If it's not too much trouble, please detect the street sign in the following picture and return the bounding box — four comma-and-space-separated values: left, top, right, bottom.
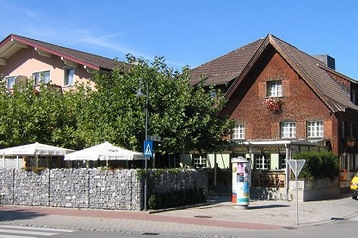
149, 135, 161, 142
287, 159, 306, 225
143, 140, 153, 157
287, 159, 306, 176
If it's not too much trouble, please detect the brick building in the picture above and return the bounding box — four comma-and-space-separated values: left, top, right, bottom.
189, 34, 358, 190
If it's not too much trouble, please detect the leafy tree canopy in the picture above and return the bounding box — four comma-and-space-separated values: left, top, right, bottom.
0, 55, 234, 156
77, 55, 234, 154
0, 79, 81, 149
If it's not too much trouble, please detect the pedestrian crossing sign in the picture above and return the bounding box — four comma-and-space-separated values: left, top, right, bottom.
144, 140, 153, 157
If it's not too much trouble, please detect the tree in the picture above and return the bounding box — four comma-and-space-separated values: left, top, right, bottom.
0, 56, 234, 156
77, 55, 234, 154
0, 79, 81, 148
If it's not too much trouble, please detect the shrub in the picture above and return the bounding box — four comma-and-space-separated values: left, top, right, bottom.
293, 151, 338, 180
147, 188, 206, 210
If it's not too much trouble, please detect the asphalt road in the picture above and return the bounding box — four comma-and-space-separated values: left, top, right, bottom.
0, 195, 357, 237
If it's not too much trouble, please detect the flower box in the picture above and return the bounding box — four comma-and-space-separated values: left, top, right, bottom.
264, 97, 283, 113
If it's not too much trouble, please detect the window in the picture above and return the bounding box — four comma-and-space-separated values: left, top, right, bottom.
351, 89, 358, 105
64, 67, 75, 86
341, 121, 347, 138
232, 123, 245, 140
281, 122, 296, 138
32, 70, 50, 85
193, 155, 207, 168
279, 154, 286, 169
307, 121, 324, 138
5, 76, 16, 89
4, 75, 27, 89
267, 80, 282, 97
254, 155, 270, 170
168, 154, 180, 168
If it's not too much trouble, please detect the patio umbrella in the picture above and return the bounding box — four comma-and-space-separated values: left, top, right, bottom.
64, 141, 145, 161
0, 142, 74, 168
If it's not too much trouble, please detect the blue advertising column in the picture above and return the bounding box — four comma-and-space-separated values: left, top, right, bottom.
232, 156, 251, 209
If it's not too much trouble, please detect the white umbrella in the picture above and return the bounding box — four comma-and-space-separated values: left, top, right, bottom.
64, 141, 145, 161
0, 142, 74, 156
0, 142, 74, 168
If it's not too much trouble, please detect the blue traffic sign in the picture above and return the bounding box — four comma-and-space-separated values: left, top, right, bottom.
144, 140, 153, 157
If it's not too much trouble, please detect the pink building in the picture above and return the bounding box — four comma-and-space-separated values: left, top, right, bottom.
0, 34, 128, 90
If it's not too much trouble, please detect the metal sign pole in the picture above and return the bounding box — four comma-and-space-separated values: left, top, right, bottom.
295, 159, 299, 225
287, 159, 306, 226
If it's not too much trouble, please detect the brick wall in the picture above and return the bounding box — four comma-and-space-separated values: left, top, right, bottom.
224, 50, 333, 140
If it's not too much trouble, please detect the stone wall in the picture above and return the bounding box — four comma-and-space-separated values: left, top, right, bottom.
0, 168, 207, 211
289, 178, 340, 201
250, 178, 340, 202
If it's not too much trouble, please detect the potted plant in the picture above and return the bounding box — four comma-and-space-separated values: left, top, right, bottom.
264, 97, 283, 113
345, 137, 356, 147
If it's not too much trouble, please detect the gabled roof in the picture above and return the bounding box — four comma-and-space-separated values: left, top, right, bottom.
0, 34, 129, 71
189, 34, 358, 113
189, 38, 264, 86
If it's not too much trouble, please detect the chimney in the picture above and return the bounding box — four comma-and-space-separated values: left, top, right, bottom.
314, 54, 335, 70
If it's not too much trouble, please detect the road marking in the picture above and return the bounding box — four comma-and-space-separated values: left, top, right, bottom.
0, 225, 75, 237
0, 229, 56, 236
0, 234, 37, 238
0, 225, 74, 233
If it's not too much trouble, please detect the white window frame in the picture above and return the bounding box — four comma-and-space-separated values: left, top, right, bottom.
64, 67, 75, 86
232, 123, 245, 140
254, 155, 270, 170
193, 155, 207, 168
281, 122, 296, 138
307, 121, 324, 138
32, 70, 51, 85
267, 80, 283, 97
5, 76, 16, 89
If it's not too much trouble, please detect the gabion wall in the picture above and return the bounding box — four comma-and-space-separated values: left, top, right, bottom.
0, 168, 207, 211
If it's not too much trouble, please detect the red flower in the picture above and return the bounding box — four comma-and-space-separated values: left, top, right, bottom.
264, 97, 283, 113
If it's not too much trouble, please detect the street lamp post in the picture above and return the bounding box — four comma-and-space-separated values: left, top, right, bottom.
136, 82, 149, 210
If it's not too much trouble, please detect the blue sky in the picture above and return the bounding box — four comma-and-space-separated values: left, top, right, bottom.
1, 0, 358, 79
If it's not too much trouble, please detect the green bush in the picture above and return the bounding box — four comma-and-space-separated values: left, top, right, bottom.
293, 151, 338, 180
147, 188, 206, 210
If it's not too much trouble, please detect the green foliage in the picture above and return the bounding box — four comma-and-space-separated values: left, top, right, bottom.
0, 79, 83, 149
148, 188, 206, 210
77, 55, 234, 153
136, 169, 146, 180
293, 151, 339, 180
0, 55, 233, 155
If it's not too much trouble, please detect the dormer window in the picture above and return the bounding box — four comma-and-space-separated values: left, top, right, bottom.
267, 80, 282, 97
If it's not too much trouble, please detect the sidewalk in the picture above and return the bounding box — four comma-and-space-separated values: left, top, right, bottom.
0, 195, 357, 233
156, 195, 358, 228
